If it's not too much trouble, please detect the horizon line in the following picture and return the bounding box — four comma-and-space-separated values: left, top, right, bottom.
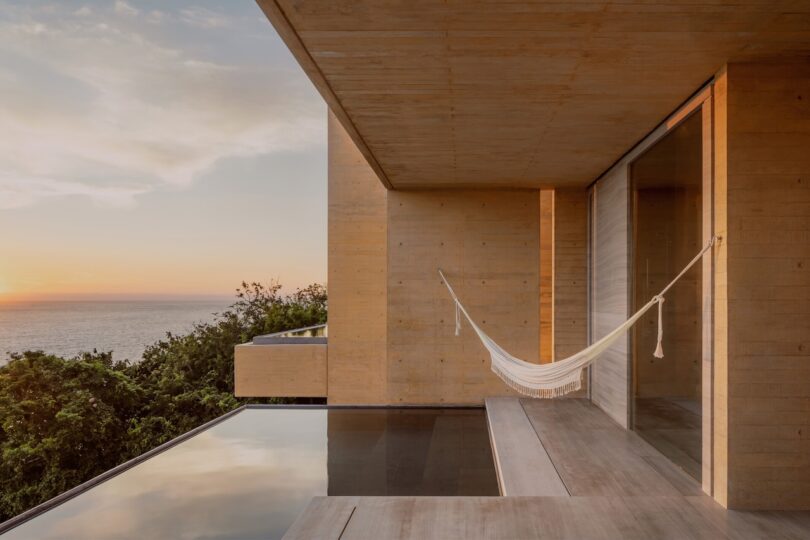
0, 292, 238, 303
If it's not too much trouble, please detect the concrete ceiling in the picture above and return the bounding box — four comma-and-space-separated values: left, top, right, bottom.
258, 1, 810, 190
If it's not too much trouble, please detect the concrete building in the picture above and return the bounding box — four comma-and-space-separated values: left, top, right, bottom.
5, 3, 810, 538
234, 0, 810, 515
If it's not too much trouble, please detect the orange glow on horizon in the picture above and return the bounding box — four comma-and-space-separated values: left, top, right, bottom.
0, 249, 324, 303
0, 244, 325, 302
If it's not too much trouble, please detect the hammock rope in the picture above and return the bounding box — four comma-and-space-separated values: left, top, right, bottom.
439, 236, 716, 398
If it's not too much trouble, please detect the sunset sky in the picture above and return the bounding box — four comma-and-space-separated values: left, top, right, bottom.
0, 0, 327, 301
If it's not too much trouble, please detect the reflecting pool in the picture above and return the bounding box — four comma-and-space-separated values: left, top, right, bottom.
3, 407, 497, 540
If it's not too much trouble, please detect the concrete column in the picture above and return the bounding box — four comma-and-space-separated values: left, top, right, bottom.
712, 62, 810, 510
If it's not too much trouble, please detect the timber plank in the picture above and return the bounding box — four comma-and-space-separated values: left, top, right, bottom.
282, 496, 358, 540
521, 398, 698, 497
287, 496, 810, 539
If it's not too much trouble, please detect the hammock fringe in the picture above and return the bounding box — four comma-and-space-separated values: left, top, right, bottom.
491, 363, 583, 399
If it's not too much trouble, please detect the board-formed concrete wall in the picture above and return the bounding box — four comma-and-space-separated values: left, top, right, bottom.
554, 189, 589, 395
327, 111, 388, 404
325, 115, 587, 406
386, 190, 541, 404
590, 167, 631, 427
234, 343, 327, 397
328, 112, 545, 405
714, 62, 810, 510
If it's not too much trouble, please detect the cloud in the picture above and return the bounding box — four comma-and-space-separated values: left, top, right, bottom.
113, 0, 138, 17
145, 9, 166, 24
179, 7, 230, 29
0, 2, 325, 210
0, 176, 149, 209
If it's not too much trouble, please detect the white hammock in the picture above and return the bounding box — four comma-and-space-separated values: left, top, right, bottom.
439, 237, 715, 398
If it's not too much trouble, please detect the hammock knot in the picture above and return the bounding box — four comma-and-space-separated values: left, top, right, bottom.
654, 295, 665, 359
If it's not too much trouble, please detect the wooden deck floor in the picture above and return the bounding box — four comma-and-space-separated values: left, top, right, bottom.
283, 399, 810, 539
514, 397, 702, 497
634, 397, 702, 481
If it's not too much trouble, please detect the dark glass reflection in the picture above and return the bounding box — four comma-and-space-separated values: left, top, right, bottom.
328, 409, 498, 496
3, 408, 497, 540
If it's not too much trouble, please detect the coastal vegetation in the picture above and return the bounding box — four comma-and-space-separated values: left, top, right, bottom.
0, 282, 327, 522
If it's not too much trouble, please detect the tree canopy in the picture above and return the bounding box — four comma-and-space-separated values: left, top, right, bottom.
0, 282, 327, 522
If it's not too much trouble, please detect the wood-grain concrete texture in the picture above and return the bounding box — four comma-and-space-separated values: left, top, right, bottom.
713, 62, 810, 510
387, 189, 541, 404
233, 343, 327, 397
540, 190, 555, 363
553, 189, 589, 396
712, 68, 731, 507
553, 189, 588, 363
327, 116, 569, 405
259, 0, 810, 190
327, 111, 388, 404
591, 167, 631, 427
284, 399, 810, 539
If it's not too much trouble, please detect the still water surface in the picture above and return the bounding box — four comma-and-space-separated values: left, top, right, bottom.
3, 408, 498, 540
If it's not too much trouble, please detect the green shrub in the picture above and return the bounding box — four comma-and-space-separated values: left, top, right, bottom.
0, 282, 326, 521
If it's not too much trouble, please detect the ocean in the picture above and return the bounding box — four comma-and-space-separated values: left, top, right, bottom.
0, 300, 232, 364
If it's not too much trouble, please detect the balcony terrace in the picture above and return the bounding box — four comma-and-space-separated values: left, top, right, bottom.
287, 399, 810, 539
